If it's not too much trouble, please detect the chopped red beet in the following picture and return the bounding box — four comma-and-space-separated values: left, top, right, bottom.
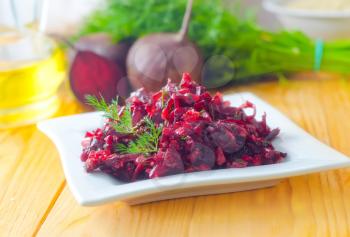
81, 73, 286, 182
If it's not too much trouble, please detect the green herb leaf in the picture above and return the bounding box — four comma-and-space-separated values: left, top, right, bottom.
116, 117, 162, 155
85, 95, 134, 134
112, 105, 134, 134
85, 94, 119, 120
85, 94, 108, 111
86, 95, 163, 155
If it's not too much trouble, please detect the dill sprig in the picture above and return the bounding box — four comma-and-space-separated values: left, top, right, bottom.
117, 117, 163, 155
85, 95, 163, 155
85, 94, 134, 133
85, 95, 119, 120
112, 105, 134, 134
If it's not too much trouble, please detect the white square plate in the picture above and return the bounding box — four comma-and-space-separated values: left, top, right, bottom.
38, 93, 350, 206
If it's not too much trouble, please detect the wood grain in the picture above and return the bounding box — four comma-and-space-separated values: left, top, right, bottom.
0, 83, 83, 236
2, 73, 350, 237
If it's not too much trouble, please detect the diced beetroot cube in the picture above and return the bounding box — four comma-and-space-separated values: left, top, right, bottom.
230, 160, 248, 168
187, 143, 215, 170
207, 122, 247, 153
150, 148, 184, 178
215, 147, 226, 166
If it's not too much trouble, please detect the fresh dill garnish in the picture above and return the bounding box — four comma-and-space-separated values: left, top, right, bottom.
116, 117, 163, 155
85, 95, 119, 120
85, 94, 163, 155
85, 94, 135, 133
111, 105, 134, 134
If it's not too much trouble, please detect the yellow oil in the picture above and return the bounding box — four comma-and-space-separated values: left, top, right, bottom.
0, 46, 66, 128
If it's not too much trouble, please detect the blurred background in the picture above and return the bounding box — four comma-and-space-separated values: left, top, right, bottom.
2, 0, 350, 128
0, 0, 280, 35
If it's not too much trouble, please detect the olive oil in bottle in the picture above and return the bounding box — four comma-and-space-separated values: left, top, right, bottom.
0, 30, 66, 128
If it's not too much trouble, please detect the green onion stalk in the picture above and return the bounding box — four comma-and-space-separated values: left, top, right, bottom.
79, 0, 350, 88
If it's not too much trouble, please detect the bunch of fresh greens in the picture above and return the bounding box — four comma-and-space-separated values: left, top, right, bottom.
80, 0, 350, 87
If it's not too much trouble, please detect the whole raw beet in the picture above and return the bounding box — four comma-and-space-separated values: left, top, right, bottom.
127, 33, 203, 92
126, 0, 203, 92
69, 33, 133, 104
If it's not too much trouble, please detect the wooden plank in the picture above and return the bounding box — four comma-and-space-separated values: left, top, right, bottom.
0, 85, 83, 236
36, 187, 196, 237
36, 74, 350, 237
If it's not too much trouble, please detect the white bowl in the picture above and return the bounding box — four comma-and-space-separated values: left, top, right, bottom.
263, 0, 350, 40
37, 92, 350, 206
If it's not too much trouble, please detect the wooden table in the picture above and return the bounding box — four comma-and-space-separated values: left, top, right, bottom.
1, 73, 350, 237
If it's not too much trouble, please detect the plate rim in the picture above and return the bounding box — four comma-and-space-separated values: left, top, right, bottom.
37, 92, 350, 206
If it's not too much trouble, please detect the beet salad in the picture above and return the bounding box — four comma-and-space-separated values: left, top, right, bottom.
81, 73, 286, 182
